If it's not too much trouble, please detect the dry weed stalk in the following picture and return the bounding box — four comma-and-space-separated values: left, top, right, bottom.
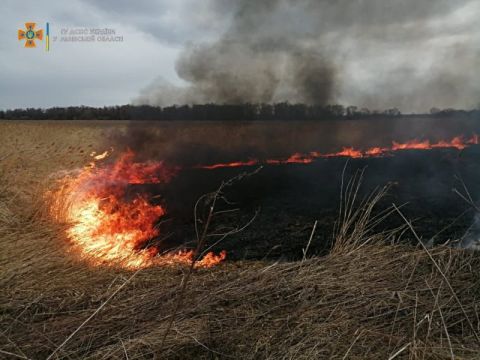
333, 166, 404, 254
159, 168, 261, 352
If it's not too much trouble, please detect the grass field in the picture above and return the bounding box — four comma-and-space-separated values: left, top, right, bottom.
2, 121, 480, 359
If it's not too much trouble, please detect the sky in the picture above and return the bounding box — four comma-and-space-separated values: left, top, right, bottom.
0, 0, 226, 109
1, 0, 479, 112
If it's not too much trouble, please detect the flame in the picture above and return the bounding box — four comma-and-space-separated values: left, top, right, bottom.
48, 134, 479, 269
202, 159, 259, 170
168, 250, 227, 268
50, 149, 226, 269
199, 134, 479, 169
90, 149, 111, 160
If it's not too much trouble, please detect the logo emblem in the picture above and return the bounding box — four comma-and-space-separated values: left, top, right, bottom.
18, 23, 43, 48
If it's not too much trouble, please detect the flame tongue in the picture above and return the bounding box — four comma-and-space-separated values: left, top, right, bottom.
54, 150, 226, 269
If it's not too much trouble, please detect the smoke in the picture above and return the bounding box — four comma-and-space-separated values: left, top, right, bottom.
135, 0, 339, 106
133, 0, 479, 112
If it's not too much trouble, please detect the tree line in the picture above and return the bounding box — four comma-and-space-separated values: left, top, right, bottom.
0, 103, 478, 121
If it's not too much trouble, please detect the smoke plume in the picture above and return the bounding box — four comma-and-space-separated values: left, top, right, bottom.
134, 0, 479, 112
136, 0, 339, 106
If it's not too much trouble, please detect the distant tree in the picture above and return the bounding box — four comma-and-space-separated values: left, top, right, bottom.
383, 108, 401, 117
359, 108, 371, 116
258, 104, 274, 121
325, 104, 345, 117
346, 106, 357, 117
2, 103, 456, 121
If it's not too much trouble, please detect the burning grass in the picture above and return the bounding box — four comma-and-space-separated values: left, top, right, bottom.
2, 122, 480, 359
46, 149, 228, 270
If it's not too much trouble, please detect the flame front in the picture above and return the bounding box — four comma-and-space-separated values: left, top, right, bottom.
199, 134, 479, 169
48, 134, 478, 269
50, 150, 226, 269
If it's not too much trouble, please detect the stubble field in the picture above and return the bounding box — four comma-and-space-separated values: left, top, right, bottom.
2, 121, 480, 359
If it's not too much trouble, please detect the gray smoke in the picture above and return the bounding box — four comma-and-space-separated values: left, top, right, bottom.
134, 0, 480, 112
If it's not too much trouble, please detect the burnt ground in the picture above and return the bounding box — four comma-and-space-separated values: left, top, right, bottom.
136, 145, 480, 261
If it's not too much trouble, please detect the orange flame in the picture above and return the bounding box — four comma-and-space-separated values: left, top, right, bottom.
199, 134, 479, 169
49, 134, 478, 269
50, 150, 226, 269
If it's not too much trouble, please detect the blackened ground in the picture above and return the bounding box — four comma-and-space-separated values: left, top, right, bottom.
135, 145, 480, 261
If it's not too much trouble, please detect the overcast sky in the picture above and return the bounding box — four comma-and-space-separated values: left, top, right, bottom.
0, 0, 226, 109
1, 0, 479, 112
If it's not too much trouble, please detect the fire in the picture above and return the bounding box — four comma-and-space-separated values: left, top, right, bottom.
168, 250, 227, 268
328, 147, 363, 158
50, 150, 226, 269
199, 134, 479, 169
90, 149, 111, 160
202, 159, 259, 170
48, 133, 478, 269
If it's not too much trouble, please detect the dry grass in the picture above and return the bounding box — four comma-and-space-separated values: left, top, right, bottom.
1, 121, 480, 359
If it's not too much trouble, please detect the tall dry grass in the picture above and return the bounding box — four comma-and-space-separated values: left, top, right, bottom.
1, 122, 480, 359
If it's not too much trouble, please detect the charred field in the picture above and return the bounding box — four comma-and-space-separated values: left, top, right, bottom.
3, 119, 480, 359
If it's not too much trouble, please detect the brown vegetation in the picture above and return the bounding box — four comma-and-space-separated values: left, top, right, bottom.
1, 122, 480, 359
